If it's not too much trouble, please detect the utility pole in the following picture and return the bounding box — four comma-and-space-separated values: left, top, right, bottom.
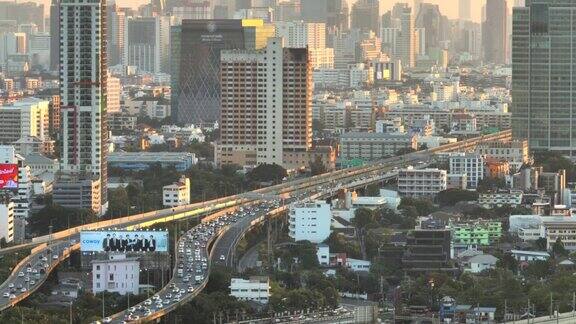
573, 292, 575, 317
504, 299, 507, 323
102, 292, 105, 320
550, 292, 553, 318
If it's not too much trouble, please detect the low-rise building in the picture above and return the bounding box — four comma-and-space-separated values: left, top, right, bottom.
230, 277, 270, 304
346, 258, 371, 272
162, 176, 190, 207
450, 220, 502, 247
449, 153, 484, 189
339, 132, 417, 161
317, 244, 330, 266
542, 216, 576, 251
446, 173, 467, 190
52, 174, 101, 215
466, 254, 498, 273
0, 198, 14, 243
510, 249, 550, 262
475, 140, 529, 170
108, 152, 198, 171
478, 191, 523, 208
397, 167, 447, 198
92, 254, 140, 296
288, 200, 331, 243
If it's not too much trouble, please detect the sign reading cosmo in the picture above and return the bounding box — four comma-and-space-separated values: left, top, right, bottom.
0, 164, 18, 189
80, 230, 169, 253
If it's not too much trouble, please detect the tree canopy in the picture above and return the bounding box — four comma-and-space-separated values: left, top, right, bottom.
246, 164, 287, 183
437, 189, 479, 206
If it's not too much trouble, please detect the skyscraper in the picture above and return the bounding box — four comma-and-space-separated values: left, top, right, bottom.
394, 3, 415, 68
512, 0, 576, 155
59, 0, 108, 211
300, 0, 348, 33
124, 16, 170, 73
459, 0, 471, 21
350, 0, 380, 34
171, 19, 274, 124
483, 0, 508, 64
107, 3, 126, 67
416, 3, 446, 56
216, 37, 312, 169
50, 0, 60, 71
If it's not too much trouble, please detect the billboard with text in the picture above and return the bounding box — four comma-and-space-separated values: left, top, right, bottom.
0, 164, 18, 189
80, 230, 169, 253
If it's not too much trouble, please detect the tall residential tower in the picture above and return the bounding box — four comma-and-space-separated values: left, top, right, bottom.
59, 0, 108, 212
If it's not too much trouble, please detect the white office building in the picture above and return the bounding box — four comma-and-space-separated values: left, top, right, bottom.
230, 277, 271, 304
0, 200, 14, 243
92, 254, 140, 296
478, 191, 523, 208
288, 200, 331, 243
162, 176, 190, 207
397, 167, 447, 198
449, 153, 485, 189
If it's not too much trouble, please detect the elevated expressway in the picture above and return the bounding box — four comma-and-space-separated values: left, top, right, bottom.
0, 130, 511, 313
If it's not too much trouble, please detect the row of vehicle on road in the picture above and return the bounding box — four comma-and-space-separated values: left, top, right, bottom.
104, 201, 281, 323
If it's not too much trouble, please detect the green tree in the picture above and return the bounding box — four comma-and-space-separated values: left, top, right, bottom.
309, 156, 327, 176
437, 189, 479, 206
107, 187, 130, 218
395, 147, 416, 156
246, 164, 287, 183
398, 197, 436, 216
28, 204, 97, 236
552, 238, 569, 258
477, 177, 507, 193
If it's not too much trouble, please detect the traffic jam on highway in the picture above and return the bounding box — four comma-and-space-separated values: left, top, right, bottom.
1, 240, 71, 307
104, 201, 280, 323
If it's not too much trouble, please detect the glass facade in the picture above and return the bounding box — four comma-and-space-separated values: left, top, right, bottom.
170, 19, 274, 125
512, 0, 576, 156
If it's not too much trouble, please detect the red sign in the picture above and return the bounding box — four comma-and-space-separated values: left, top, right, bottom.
0, 164, 18, 189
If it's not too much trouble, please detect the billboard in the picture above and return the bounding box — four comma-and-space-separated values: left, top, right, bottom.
0, 164, 18, 189
80, 231, 169, 253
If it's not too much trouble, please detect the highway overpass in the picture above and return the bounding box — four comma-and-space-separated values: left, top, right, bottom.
0, 130, 511, 314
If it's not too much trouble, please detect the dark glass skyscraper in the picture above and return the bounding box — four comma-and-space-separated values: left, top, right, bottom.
170, 19, 274, 124
512, 0, 576, 155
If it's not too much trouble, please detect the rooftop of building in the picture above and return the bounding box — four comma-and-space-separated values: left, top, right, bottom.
340, 132, 415, 139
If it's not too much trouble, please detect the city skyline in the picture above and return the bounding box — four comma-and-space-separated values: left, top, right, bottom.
25, 0, 521, 23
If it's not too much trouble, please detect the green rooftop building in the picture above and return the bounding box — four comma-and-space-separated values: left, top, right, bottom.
451, 221, 502, 246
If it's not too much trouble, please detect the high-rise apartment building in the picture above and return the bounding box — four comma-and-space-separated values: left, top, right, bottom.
171, 19, 275, 124
59, 0, 108, 211
124, 16, 170, 73
274, 21, 326, 49
394, 3, 415, 68
216, 37, 312, 169
512, 0, 576, 155
483, 0, 508, 64
50, 0, 60, 71
107, 3, 127, 67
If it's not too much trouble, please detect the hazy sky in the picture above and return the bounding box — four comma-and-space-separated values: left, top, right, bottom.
28, 0, 518, 22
